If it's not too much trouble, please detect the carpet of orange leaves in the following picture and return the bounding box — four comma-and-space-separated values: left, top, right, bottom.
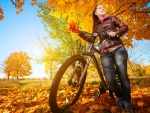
0, 78, 150, 113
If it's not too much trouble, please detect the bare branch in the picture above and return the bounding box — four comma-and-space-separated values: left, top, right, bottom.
115, 10, 126, 16
112, 2, 136, 15
112, 0, 141, 16
131, 9, 150, 13
10, 0, 18, 7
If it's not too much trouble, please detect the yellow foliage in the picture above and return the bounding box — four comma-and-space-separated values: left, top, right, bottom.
45, 0, 150, 46
1, 0, 149, 46
4, 51, 32, 78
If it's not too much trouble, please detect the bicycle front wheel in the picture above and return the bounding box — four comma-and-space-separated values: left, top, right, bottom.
49, 55, 86, 113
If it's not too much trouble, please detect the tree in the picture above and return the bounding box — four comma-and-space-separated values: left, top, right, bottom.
36, 1, 149, 77
42, 46, 62, 78
37, 2, 87, 55
4, 51, 32, 80
44, 0, 150, 76
34, 2, 87, 77
46, 0, 150, 46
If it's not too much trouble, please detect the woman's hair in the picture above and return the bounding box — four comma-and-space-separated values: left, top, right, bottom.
92, 5, 99, 33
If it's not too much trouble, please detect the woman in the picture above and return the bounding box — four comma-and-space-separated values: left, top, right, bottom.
78, 5, 133, 113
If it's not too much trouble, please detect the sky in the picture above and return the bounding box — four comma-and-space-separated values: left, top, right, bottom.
0, 1, 150, 78
0, 0, 50, 78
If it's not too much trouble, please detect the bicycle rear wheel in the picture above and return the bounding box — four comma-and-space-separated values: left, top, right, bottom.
49, 55, 86, 113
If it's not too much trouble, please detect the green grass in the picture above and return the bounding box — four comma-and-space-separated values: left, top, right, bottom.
0, 76, 150, 89
0, 79, 52, 88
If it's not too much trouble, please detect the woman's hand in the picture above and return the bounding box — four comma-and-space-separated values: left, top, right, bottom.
109, 31, 116, 38
68, 21, 79, 33
77, 28, 82, 33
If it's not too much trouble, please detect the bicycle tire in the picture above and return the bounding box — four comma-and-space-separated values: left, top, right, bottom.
49, 55, 86, 113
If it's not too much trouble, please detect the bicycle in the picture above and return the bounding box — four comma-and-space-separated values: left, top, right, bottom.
49, 31, 120, 113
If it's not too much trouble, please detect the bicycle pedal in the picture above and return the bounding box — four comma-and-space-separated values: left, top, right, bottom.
91, 92, 101, 101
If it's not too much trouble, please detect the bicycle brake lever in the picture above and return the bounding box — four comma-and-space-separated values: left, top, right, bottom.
115, 34, 120, 38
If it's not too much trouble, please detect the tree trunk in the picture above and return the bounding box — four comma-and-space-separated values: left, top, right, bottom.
7, 76, 9, 80
128, 60, 136, 76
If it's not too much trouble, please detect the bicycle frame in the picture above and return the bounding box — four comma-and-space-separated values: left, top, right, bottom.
49, 32, 119, 113
67, 32, 116, 101
76, 42, 108, 90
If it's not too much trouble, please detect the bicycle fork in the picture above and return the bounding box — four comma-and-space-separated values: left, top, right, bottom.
67, 55, 92, 87
67, 62, 81, 86
78, 56, 92, 86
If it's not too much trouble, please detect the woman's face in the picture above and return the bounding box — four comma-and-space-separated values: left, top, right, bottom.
94, 5, 106, 17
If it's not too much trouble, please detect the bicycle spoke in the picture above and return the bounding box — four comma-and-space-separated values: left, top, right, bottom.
55, 60, 84, 109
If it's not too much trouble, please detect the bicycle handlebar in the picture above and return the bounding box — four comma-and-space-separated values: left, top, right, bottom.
82, 31, 120, 43
92, 32, 120, 38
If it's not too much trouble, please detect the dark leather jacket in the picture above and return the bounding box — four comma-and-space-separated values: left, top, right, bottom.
78, 15, 128, 50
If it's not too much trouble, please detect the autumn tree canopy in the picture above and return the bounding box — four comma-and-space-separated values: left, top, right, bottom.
35, 1, 150, 76
46, 0, 150, 46
1, 0, 150, 46
1, 0, 150, 76
4, 51, 32, 79
35, 2, 87, 77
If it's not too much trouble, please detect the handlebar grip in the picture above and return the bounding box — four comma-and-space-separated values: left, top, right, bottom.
94, 32, 120, 39
92, 33, 98, 43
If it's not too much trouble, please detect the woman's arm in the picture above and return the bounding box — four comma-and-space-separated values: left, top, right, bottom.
113, 16, 129, 37
78, 30, 93, 43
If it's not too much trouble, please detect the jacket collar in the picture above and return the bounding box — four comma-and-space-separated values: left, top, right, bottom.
98, 14, 111, 23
